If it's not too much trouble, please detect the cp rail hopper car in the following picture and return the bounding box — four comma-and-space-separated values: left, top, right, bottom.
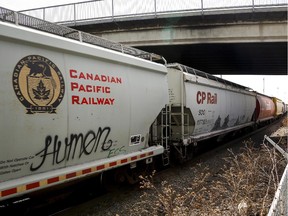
0, 7, 286, 205
151, 64, 256, 162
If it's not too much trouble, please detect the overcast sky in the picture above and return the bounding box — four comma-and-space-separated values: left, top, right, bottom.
1, 0, 287, 103
216, 75, 288, 103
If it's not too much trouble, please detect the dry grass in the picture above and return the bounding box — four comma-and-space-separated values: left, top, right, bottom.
214, 140, 286, 215
282, 116, 288, 127
128, 139, 287, 216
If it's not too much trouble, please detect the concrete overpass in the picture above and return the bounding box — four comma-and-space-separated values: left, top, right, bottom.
20, 1, 288, 75
74, 8, 288, 75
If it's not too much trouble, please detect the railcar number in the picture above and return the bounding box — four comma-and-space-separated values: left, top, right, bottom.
198, 109, 206, 115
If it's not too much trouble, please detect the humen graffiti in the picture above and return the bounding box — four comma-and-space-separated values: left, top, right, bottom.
30, 127, 112, 171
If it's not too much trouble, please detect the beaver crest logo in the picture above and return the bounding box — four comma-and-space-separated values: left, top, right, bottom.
12, 55, 65, 114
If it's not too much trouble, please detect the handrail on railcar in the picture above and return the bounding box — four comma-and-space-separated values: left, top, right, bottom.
167, 63, 253, 91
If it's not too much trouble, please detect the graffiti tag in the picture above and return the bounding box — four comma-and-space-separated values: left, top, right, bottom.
30, 127, 112, 171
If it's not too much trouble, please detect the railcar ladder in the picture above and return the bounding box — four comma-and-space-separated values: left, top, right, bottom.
161, 105, 171, 166
170, 112, 190, 139
169, 109, 190, 160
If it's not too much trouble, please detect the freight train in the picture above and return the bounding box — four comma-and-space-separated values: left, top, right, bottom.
0, 7, 286, 204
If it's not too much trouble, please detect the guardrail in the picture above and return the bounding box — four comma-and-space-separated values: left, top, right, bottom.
268, 164, 288, 215
264, 135, 288, 215
19, 0, 288, 25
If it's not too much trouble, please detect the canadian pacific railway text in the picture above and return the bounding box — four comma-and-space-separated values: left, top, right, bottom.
69, 69, 122, 105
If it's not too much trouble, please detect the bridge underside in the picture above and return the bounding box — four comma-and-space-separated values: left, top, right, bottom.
74, 8, 287, 75
138, 42, 287, 75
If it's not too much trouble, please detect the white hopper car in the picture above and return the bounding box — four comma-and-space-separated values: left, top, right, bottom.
0, 8, 168, 201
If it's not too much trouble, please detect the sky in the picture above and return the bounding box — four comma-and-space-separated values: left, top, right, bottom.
215, 75, 288, 103
1, 0, 287, 103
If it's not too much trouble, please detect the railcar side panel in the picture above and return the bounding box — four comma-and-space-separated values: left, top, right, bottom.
184, 75, 256, 136
167, 67, 256, 142
255, 94, 275, 122
272, 97, 284, 116
283, 102, 287, 113
0, 22, 168, 200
